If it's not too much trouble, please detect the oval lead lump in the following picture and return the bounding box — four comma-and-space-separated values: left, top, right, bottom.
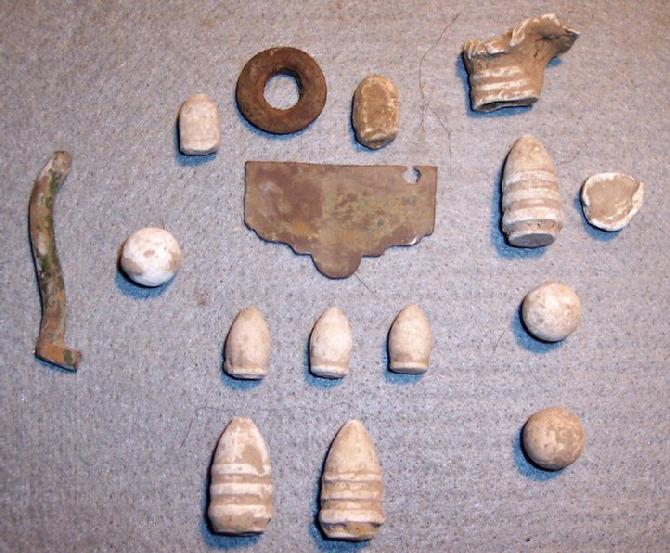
580, 173, 644, 231
207, 417, 274, 534
319, 420, 385, 541
310, 307, 353, 378
178, 93, 220, 155
388, 304, 432, 374
224, 307, 271, 379
352, 75, 400, 150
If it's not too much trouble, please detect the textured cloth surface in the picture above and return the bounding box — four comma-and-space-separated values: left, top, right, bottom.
1, 1, 669, 552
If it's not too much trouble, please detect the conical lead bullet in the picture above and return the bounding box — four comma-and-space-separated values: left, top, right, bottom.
501, 135, 564, 247
207, 417, 274, 535
310, 307, 353, 378
224, 307, 271, 379
319, 420, 385, 541
388, 304, 432, 374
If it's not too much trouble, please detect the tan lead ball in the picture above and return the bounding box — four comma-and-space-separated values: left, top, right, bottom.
522, 407, 586, 470
522, 281, 581, 342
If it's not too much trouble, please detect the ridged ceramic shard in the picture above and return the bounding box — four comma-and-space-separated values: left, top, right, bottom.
120, 227, 182, 287
319, 420, 385, 541
310, 307, 353, 378
463, 13, 579, 112
581, 173, 644, 231
501, 135, 564, 247
522, 407, 586, 470
179, 94, 220, 155
245, 161, 437, 279
224, 308, 271, 379
388, 304, 432, 374
208, 417, 273, 534
522, 282, 581, 342
352, 75, 399, 150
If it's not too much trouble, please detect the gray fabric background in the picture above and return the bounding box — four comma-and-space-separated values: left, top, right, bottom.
1, 1, 669, 552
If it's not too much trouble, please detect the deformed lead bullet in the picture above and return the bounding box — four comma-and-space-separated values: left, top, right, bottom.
319, 420, 385, 541
207, 417, 274, 535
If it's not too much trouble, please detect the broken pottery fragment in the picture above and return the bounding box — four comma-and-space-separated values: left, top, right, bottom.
502, 135, 564, 248
522, 407, 586, 470
208, 417, 273, 534
388, 304, 432, 374
310, 307, 353, 378
352, 75, 399, 150
224, 307, 271, 379
245, 161, 437, 278
463, 13, 579, 112
522, 282, 581, 342
319, 420, 385, 541
581, 173, 644, 231
178, 94, 220, 155
120, 227, 182, 287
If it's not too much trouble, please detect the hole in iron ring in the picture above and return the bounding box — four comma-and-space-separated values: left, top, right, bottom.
263, 70, 301, 110
236, 46, 327, 134
403, 166, 421, 184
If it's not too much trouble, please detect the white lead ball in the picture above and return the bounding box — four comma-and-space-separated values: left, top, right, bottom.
522, 281, 581, 342
120, 227, 182, 287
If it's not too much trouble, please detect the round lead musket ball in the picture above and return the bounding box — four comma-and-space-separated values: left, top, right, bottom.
521, 281, 581, 342
120, 227, 182, 287
522, 407, 586, 470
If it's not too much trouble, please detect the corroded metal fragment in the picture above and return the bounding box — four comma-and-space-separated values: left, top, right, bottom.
245, 161, 437, 278
28, 151, 81, 371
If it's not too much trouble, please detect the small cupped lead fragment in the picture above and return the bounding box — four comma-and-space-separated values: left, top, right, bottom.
309, 307, 353, 379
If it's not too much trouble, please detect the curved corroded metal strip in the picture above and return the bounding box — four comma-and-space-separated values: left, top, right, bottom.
29, 151, 81, 371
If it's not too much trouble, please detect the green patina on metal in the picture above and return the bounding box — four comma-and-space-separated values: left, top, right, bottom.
28, 151, 81, 371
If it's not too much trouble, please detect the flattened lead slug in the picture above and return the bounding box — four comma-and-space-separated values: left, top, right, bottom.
29, 151, 81, 370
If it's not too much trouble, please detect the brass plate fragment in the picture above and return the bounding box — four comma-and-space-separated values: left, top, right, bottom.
245, 161, 437, 278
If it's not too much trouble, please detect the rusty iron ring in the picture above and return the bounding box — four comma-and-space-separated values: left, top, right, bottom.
236, 47, 327, 134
